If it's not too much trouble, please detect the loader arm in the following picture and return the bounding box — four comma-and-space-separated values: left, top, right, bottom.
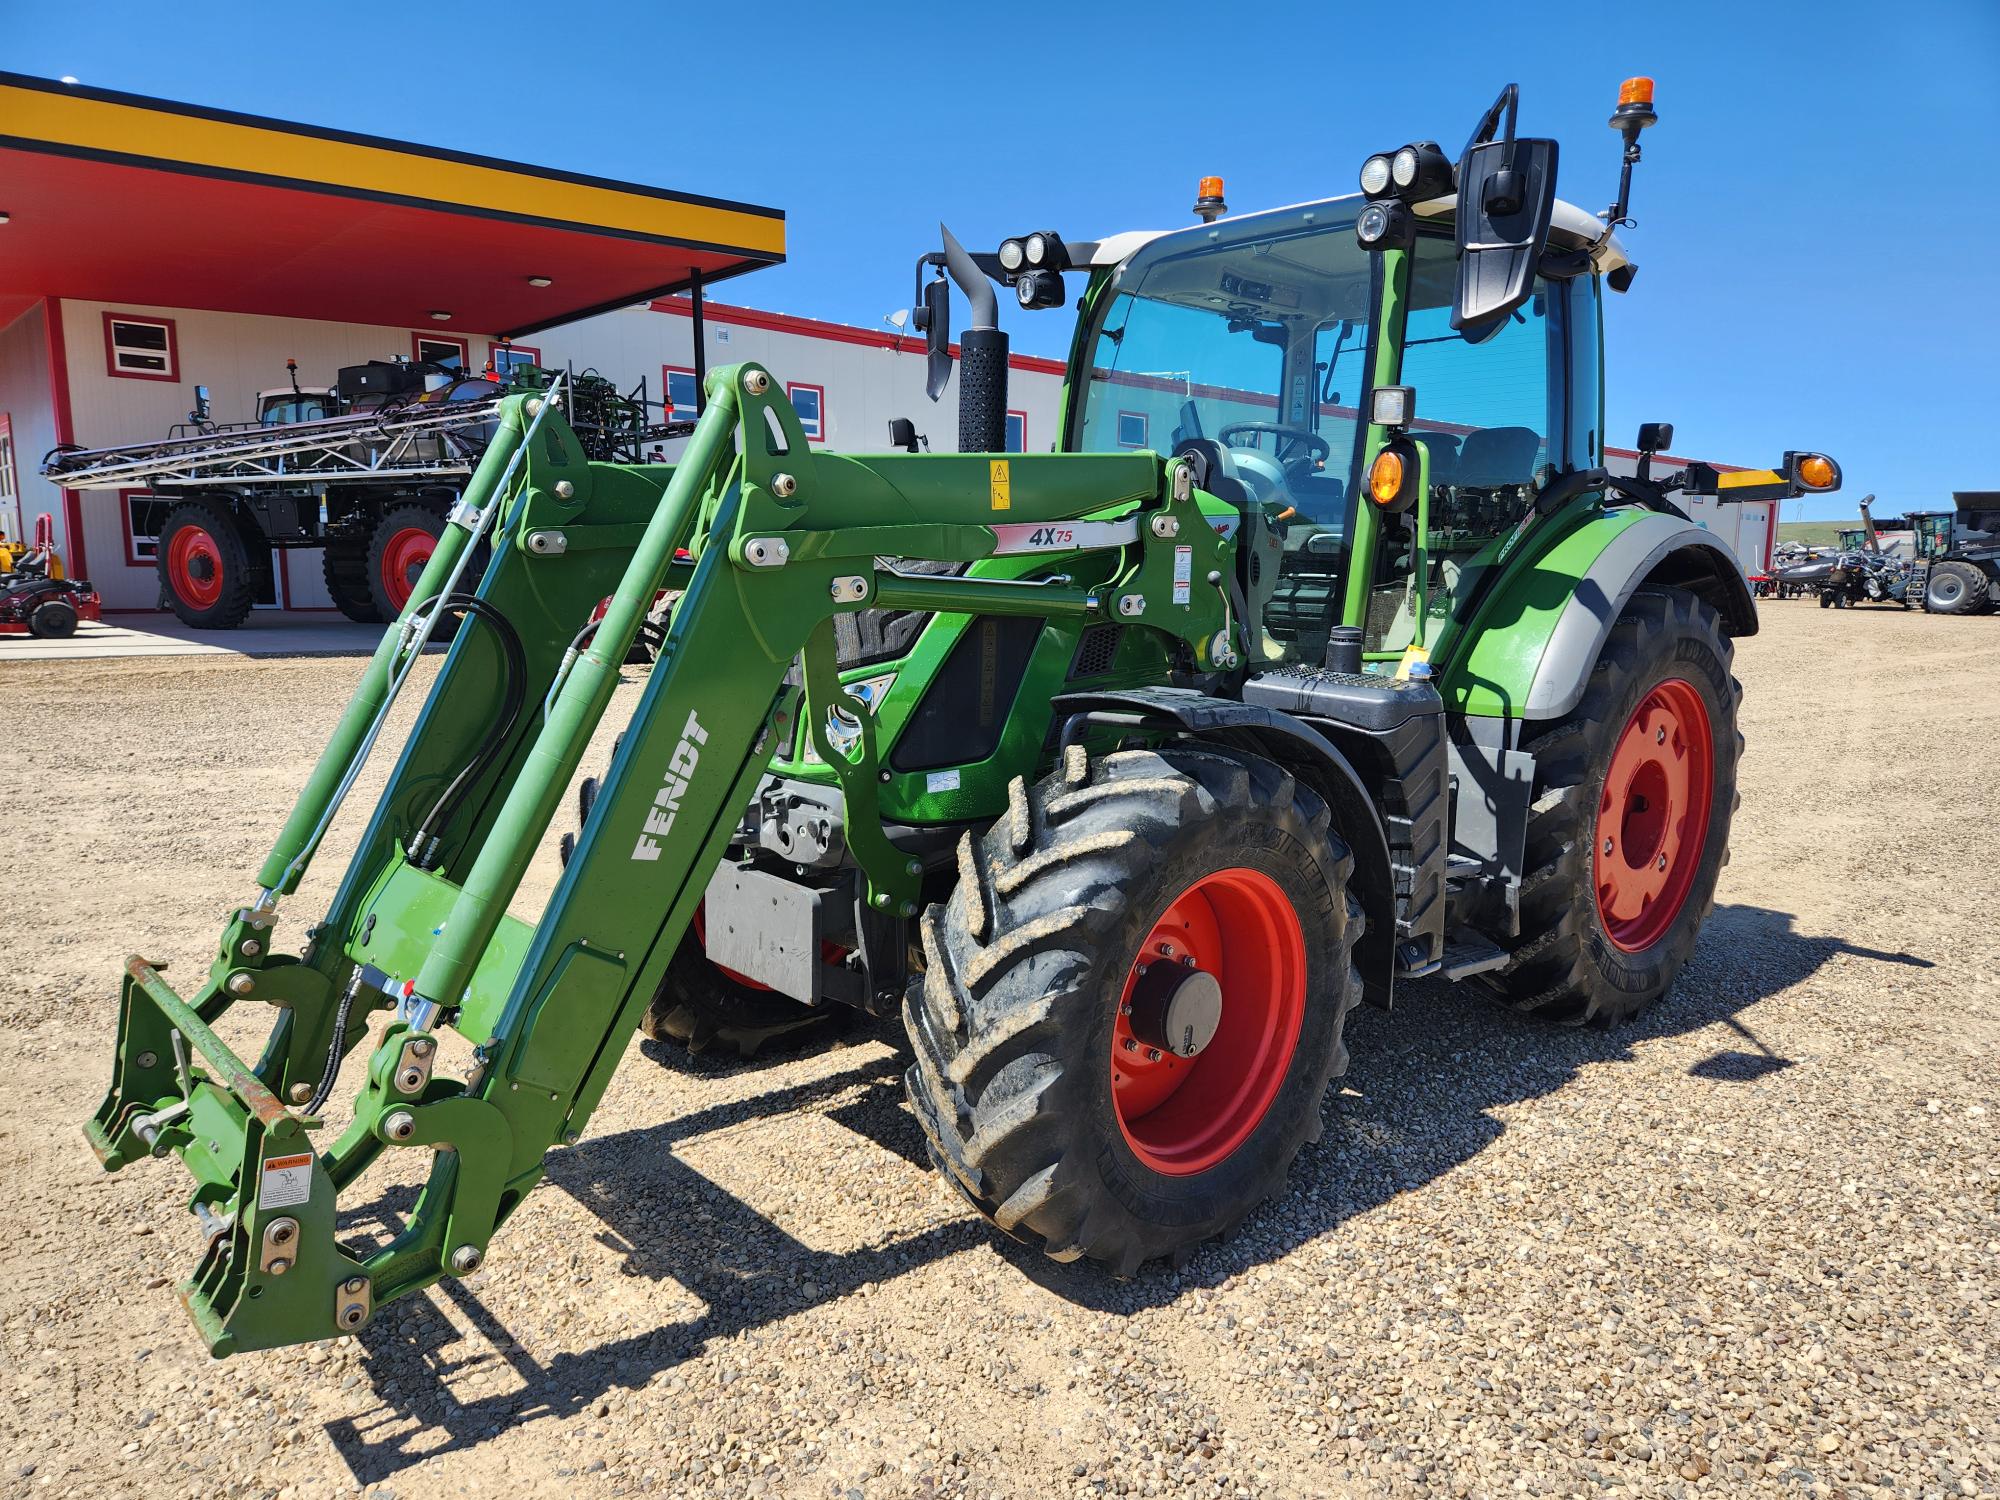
84, 363, 1233, 1356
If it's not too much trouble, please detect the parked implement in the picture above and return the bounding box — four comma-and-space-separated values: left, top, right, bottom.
90, 79, 1840, 1355
42, 360, 683, 628
0, 511, 101, 639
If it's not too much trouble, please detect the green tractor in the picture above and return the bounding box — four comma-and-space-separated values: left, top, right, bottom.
87, 78, 1841, 1355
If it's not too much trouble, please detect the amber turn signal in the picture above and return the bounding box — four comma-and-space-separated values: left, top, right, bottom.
1797, 455, 1836, 490
1369, 450, 1406, 505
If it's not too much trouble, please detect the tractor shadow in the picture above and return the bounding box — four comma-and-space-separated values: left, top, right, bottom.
323, 902, 1925, 1482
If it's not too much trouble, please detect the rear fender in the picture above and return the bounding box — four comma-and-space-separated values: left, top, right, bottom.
1048, 687, 1397, 1006
1447, 511, 1756, 721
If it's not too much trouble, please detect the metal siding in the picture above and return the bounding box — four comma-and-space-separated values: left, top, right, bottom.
0, 304, 62, 547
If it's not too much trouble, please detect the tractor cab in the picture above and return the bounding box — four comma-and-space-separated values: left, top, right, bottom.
1063, 191, 1618, 667
257, 387, 338, 426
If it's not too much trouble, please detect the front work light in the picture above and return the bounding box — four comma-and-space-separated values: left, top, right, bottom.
998, 238, 1026, 273
1370, 385, 1415, 429
1360, 153, 1394, 198
1015, 269, 1067, 311
1355, 199, 1415, 253
1389, 141, 1454, 200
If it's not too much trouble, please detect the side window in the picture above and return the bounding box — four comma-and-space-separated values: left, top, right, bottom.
488, 343, 541, 380
413, 333, 468, 370
786, 382, 824, 441
1398, 284, 1554, 496
664, 365, 700, 420
1005, 410, 1027, 453
1115, 411, 1149, 449
123, 491, 172, 565
105, 313, 178, 381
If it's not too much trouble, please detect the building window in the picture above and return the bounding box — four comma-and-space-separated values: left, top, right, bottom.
486, 342, 541, 380
663, 365, 700, 422
786, 382, 825, 442
104, 313, 179, 382
122, 491, 173, 566
1005, 410, 1028, 453
412, 332, 470, 370
1115, 411, 1149, 449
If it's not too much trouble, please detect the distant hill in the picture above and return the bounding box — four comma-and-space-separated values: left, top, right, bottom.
1778, 519, 1858, 547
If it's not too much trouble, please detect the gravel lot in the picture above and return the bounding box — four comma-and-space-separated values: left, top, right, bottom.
0, 603, 1994, 1500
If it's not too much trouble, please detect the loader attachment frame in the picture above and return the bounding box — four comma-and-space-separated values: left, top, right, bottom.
86, 363, 1233, 1356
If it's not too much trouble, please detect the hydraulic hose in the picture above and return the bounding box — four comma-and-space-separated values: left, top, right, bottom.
406, 593, 528, 870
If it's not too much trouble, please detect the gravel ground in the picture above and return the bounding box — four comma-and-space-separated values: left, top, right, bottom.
0, 602, 1994, 1500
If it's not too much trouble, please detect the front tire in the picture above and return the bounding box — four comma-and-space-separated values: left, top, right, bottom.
366, 504, 447, 621
322, 541, 381, 623
157, 501, 256, 628
904, 743, 1362, 1274
27, 597, 77, 638
1486, 588, 1741, 1025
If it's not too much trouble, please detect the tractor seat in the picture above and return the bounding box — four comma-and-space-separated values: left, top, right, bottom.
1450, 426, 1543, 489
1171, 438, 1253, 508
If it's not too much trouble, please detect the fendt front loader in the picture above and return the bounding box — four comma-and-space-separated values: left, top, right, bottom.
90, 79, 1840, 1355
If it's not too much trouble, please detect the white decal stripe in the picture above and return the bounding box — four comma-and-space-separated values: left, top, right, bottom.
988, 519, 1143, 555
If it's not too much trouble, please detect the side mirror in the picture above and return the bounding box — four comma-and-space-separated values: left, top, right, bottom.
888, 417, 926, 453
1636, 421, 1673, 453
189, 385, 212, 424
1452, 136, 1558, 331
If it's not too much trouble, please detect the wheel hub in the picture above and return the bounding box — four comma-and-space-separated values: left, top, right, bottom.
1127, 961, 1223, 1059
1110, 867, 1306, 1176
1593, 678, 1714, 953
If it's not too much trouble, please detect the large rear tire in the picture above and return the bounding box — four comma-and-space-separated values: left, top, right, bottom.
1924, 561, 1988, 616
1485, 587, 1740, 1025
904, 743, 1362, 1274
157, 500, 256, 629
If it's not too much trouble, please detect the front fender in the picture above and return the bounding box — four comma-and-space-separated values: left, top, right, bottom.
1445, 509, 1756, 721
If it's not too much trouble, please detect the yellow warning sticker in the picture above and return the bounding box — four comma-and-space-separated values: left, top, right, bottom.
989, 458, 1011, 511
1394, 644, 1430, 681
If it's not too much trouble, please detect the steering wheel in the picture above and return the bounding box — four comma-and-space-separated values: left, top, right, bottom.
1218, 422, 1330, 464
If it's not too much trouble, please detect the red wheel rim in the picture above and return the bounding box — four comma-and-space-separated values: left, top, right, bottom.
166, 525, 225, 610
1593, 678, 1714, 953
1110, 867, 1307, 1176
378, 526, 436, 611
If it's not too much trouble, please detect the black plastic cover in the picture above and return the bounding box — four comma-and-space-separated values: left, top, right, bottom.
1240, 666, 1443, 732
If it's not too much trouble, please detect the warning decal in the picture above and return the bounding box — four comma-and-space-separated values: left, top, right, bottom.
1172, 544, 1193, 605
260, 1152, 315, 1210
989, 459, 1011, 511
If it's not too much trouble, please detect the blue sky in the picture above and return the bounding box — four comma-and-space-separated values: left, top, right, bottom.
10, 1, 1997, 519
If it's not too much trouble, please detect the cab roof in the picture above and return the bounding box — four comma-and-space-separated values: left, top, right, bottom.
1090, 192, 1632, 283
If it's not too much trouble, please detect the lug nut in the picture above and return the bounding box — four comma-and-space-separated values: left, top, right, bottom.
1656, 726, 1667, 744
1157, 943, 1175, 957
1123, 1038, 1138, 1052
1603, 838, 1614, 856
1657, 854, 1669, 871
383, 1110, 416, 1142
1146, 1048, 1163, 1062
